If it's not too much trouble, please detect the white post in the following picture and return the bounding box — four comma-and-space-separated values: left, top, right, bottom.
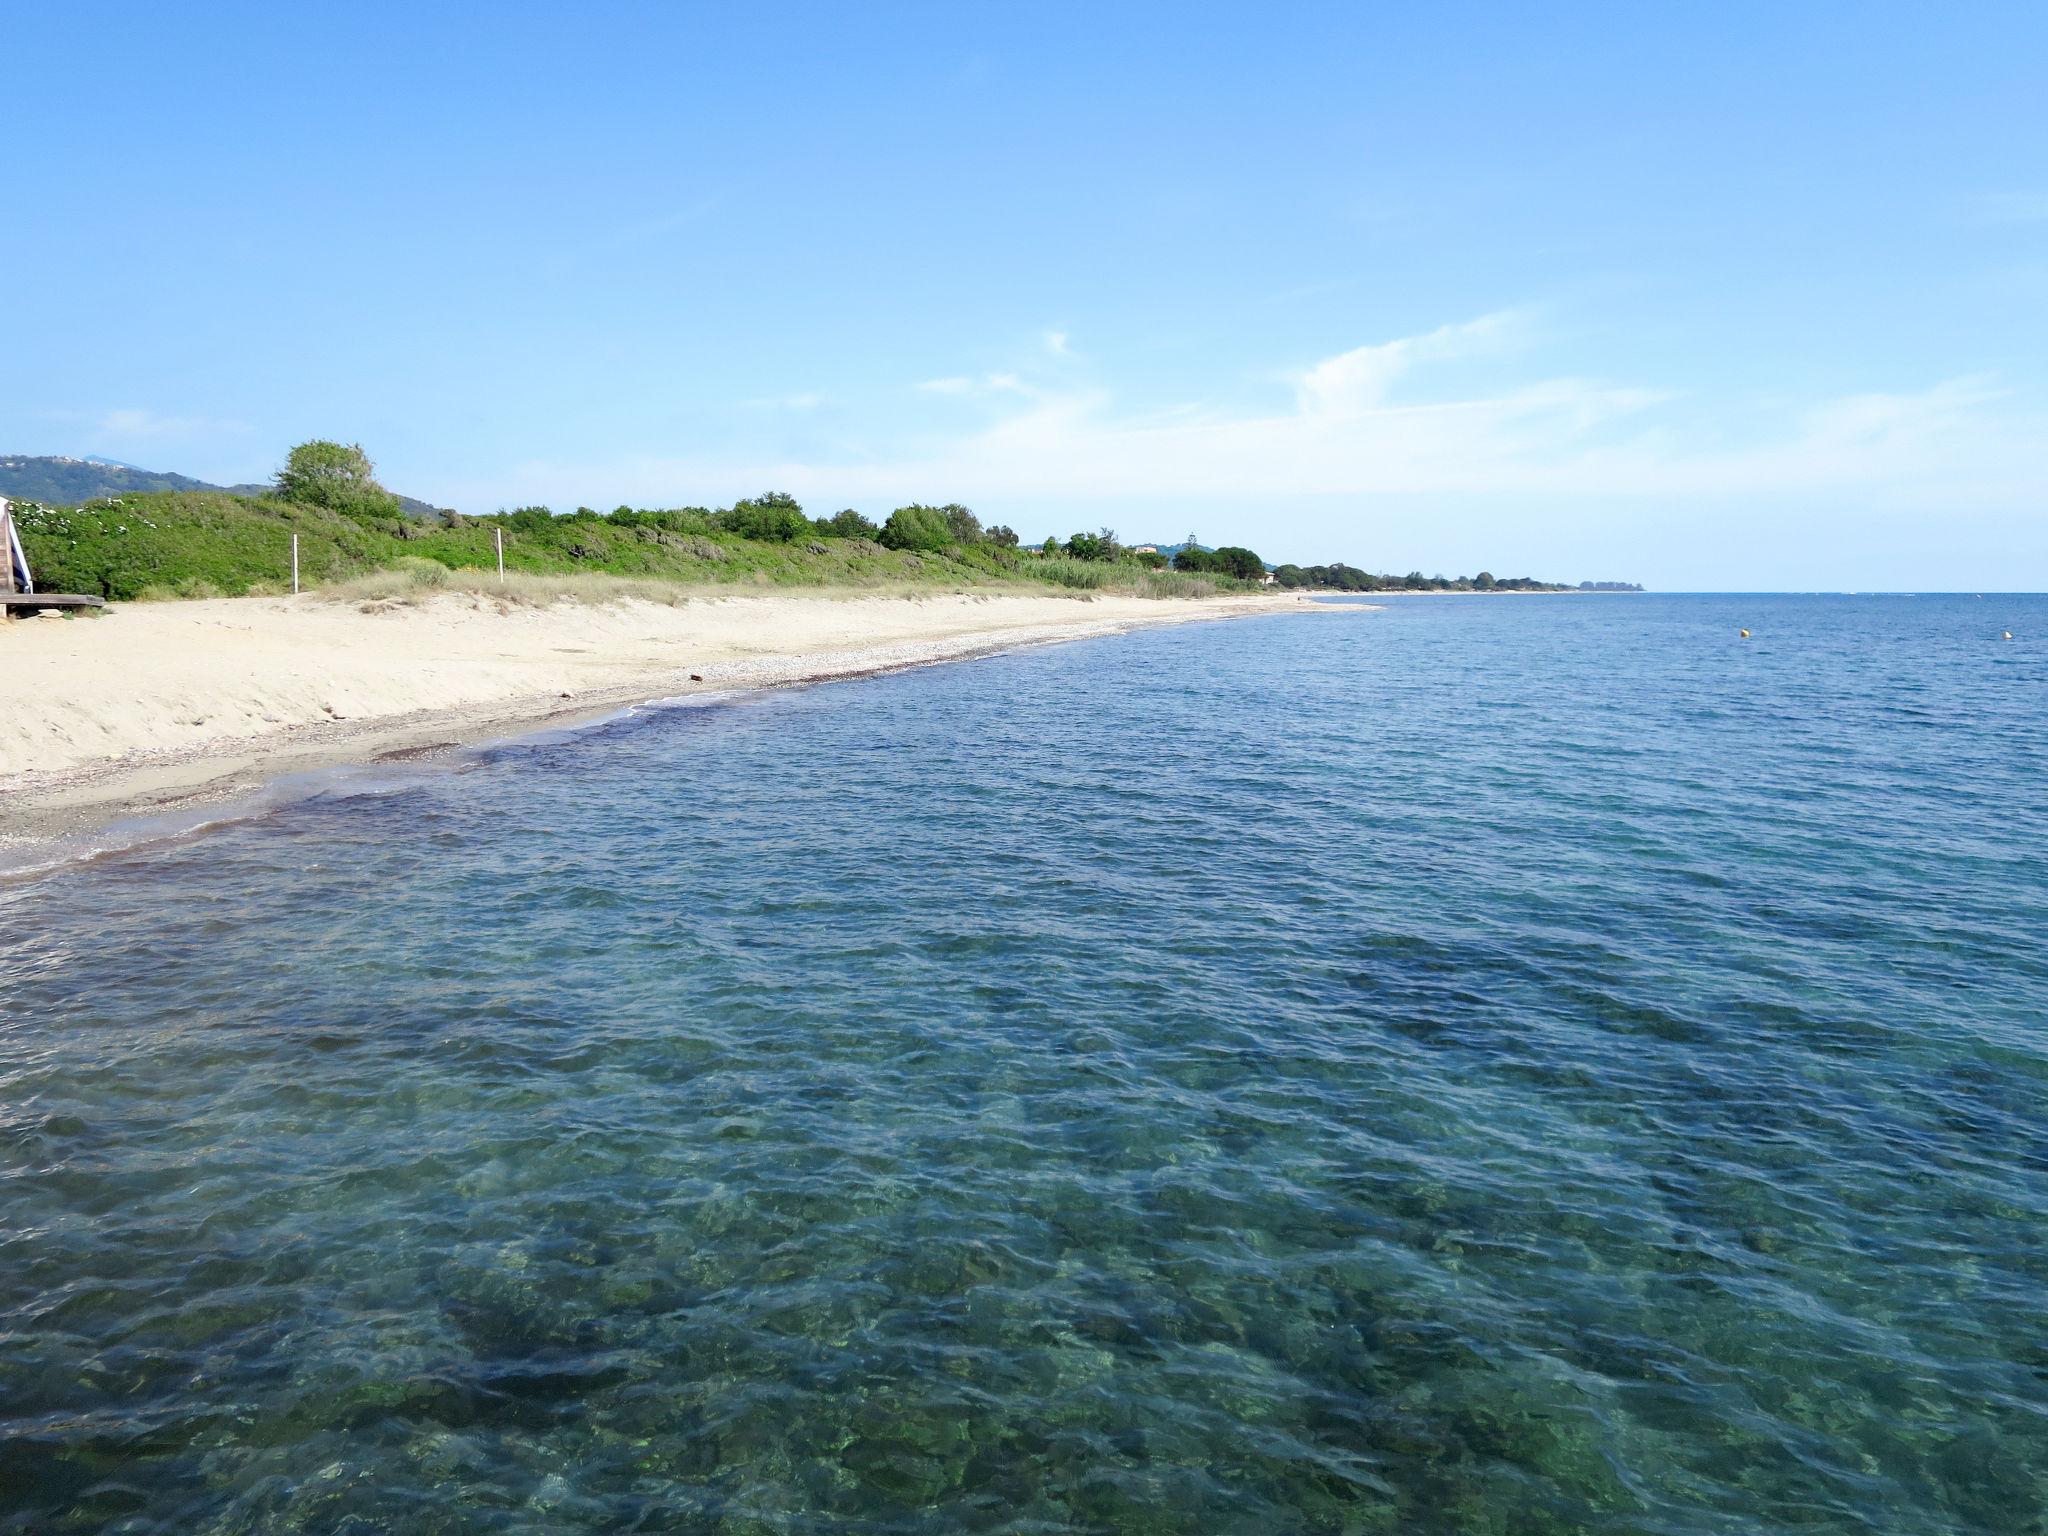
1, 497, 15, 620
495, 527, 505, 581
291, 533, 300, 595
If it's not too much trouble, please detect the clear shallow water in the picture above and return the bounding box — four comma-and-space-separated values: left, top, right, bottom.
3, 593, 2045, 1535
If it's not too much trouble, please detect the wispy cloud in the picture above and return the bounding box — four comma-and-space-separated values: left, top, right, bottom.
918, 372, 1032, 397
448, 313, 2046, 517
1294, 309, 1533, 416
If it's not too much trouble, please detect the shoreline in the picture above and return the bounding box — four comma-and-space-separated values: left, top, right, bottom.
2, 588, 1334, 872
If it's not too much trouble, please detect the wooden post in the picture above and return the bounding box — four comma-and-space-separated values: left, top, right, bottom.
291, 533, 301, 595
495, 526, 505, 581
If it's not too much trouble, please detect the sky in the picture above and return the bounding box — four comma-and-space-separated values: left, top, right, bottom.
4, 2, 2045, 589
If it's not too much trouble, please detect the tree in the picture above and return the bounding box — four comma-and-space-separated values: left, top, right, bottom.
1273, 563, 1307, 588
985, 524, 1020, 547
877, 504, 954, 552
1065, 531, 1107, 561
721, 491, 809, 542
817, 508, 879, 539
273, 440, 401, 518
1175, 544, 1265, 580
1213, 546, 1265, 580
1475, 570, 1496, 591
940, 503, 983, 544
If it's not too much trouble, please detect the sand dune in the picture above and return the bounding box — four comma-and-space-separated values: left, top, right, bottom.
1, 587, 1313, 852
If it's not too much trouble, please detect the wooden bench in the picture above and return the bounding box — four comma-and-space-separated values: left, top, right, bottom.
2, 593, 106, 613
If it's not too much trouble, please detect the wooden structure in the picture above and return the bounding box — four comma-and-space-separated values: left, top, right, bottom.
2, 495, 106, 617
4, 593, 105, 612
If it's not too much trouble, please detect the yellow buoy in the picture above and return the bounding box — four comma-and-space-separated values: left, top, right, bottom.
1739, 629, 1750, 638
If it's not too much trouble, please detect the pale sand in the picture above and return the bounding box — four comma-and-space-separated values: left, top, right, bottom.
1, 588, 1324, 857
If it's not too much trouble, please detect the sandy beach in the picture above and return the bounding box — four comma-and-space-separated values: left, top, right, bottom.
0, 587, 1315, 858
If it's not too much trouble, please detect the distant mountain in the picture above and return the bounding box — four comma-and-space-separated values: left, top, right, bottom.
0, 454, 446, 518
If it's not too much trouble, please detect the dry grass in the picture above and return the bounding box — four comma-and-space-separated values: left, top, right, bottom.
314, 556, 1226, 610
319, 561, 698, 609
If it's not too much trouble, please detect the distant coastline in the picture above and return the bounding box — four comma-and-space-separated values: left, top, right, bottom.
2, 449, 1636, 604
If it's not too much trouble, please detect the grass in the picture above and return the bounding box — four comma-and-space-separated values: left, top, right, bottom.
323, 563, 703, 608
14, 490, 1254, 605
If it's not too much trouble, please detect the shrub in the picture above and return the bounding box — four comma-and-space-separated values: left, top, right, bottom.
273, 440, 403, 520
816, 508, 880, 539
720, 492, 810, 542
941, 503, 982, 544
877, 504, 954, 552
1175, 544, 1264, 579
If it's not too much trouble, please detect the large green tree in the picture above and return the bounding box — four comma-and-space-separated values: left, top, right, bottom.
877, 504, 955, 552
273, 440, 401, 518
721, 492, 810, 542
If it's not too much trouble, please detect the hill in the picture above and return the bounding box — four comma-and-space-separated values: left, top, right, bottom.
0, 454, 445, 518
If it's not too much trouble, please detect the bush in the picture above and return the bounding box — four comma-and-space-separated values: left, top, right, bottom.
816, 508, 880, 539
877, 504, 954, 552
1175, 544, 1265, 580
720, 492, 810, 542
941, 504, 983, 544
273, 440, 403, 520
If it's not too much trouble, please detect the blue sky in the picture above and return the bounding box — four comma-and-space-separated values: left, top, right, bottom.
5, 2, 2044, 588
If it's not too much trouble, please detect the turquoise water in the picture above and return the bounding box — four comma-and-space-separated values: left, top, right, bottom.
3, 593, 2045, 1534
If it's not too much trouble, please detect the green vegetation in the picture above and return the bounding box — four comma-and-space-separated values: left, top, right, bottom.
272, 440, 404, 519
10, 441, 1249, 603
1266, 562, 1627, 592
1174, 545, 1267, 581
11, 438, 1633, 603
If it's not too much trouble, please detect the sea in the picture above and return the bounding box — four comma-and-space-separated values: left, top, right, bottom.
2, 592, 2043, 1535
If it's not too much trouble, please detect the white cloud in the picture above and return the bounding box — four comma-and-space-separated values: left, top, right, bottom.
1294, 309, 1532, 417
1043, 329, 1071, 356
443, 315, 2046, 522
917, 372, 1032, 397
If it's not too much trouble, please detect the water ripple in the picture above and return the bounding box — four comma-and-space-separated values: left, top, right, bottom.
2, 593, 2045, 1533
